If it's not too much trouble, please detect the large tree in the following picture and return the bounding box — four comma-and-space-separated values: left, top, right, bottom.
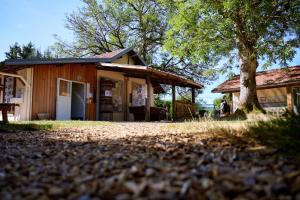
164, 0, 300, 112
54, 0, 217, 84
55, 0, 168, 62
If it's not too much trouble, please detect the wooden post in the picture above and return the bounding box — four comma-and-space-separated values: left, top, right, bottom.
124, 76, 129, 121
287, 86, 292, 112
191, 88, 195, 104
172, 84, 176, 121
145, 76, 151, 121
2, 109, 8, 124
230, 93, 233, 114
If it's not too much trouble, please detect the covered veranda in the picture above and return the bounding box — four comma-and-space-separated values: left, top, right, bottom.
97, 63, 203, 121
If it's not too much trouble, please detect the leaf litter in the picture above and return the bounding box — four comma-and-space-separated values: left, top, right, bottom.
0, 122, 299, 199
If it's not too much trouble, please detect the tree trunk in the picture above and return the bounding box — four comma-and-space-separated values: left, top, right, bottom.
238, 48, 264, 113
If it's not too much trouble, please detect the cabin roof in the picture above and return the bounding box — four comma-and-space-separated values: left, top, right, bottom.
98, 62, 203, 89
0, 53, 202, 89
1, 47, 146, 68
90, 47, 147, 65
212, 66, 300, 93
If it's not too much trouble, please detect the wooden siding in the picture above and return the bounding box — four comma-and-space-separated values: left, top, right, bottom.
31, 64, 97, 120
287, 86, 292, 112
175, 101, 196, 119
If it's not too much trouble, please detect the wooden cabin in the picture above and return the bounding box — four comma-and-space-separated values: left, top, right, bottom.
0, 48, 202, 121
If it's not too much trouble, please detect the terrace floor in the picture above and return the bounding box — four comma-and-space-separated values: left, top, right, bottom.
0, 120, 300, 199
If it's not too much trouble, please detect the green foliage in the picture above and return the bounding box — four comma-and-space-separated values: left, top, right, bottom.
5, 43, 21, 59
5, 42, 56, 59
213, 94, 230, 110
55, 0, 168, 61
55, 0, 217, 83
247, 116, 300, 164
154, 95, 172, 116
164, 0, 300, 68
213, 98, 223, 110
154, 95, 171, 109
164, 0, 300, 111
177, 93, 192, 103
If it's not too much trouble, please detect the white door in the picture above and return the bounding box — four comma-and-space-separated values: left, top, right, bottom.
56, 78, 72, 120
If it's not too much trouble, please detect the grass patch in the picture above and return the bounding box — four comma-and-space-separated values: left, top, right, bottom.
167, 120, 251, 136
168, 116, 300, 164
0, 120, 112, 132
247, 116, 300, 163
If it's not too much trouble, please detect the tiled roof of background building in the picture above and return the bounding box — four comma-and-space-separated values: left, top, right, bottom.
212, 66, 300, 93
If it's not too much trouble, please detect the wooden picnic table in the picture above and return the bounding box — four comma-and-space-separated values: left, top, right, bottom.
0, 103, 19, 124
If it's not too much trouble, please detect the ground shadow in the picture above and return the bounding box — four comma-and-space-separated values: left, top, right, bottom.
247, 116, 300, 163
0, 120, 299, 199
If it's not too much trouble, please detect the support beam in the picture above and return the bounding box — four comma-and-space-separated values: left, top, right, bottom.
145, 76, 151, 121
191, 88, 195, 104
124, 76, 129, 121
0, 72, 30, 87
230, 93, 233, 114
172, 84, 176, 121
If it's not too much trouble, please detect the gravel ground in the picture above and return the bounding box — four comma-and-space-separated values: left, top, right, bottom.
0, 122, 299, 200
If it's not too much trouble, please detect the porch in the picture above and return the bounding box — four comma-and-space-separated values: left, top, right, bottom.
0, 71, 31, 123
97, 63, 203, 121
0, 62, 202, 123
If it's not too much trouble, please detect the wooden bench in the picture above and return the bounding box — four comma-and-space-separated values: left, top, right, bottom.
129, 106, 167, 121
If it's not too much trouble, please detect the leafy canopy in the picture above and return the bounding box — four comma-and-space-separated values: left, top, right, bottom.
55, 0, 168, 62
54, 0, 217, 83
164, 0, 300, 69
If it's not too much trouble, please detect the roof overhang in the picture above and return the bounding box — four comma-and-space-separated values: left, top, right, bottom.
0, 71, 30, 87
109, 47, 147, 66
0, 59, 203, 89
212, 66, 300, 93
97, 62, 203, 89
212, 80, 300, 93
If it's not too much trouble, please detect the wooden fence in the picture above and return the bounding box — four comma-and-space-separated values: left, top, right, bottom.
175, 101, 196, 119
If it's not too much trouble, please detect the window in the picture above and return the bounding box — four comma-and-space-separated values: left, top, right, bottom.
59, 80, 71, 96
258, 95, 287, 107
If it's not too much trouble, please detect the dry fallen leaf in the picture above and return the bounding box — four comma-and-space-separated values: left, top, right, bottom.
0, 123, 299, 199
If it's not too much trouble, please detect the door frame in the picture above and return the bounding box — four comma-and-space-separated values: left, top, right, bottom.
292, 86, 300, 115
56, 78, 87, 120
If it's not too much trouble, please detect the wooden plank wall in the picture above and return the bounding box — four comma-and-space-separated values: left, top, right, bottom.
175, 101, 196, 119
31, 64, 97, 120
286, 86, 292, 112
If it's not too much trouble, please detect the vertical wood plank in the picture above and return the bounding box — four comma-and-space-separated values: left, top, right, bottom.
287, 86, 292, 112
145, 76, 151, 121
172, 84, 176, 121
31, 64, 97, 120
191, 88, 195, 104
124, 76, 129, 121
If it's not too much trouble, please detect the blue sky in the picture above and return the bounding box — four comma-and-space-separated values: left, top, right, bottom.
1, 0, 300, 104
